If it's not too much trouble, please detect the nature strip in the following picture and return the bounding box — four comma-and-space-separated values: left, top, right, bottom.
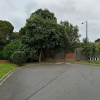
0, 68, 19, 86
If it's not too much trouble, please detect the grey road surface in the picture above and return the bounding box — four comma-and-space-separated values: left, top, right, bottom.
0, 63, 100, 100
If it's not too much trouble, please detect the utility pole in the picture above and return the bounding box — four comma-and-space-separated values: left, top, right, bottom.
86, 21, 88, 43
82, 21, 88, 44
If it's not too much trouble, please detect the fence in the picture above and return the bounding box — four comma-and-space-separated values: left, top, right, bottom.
43, 48, 100, 61
43, 49, 76, 61
76, 48, 100, 61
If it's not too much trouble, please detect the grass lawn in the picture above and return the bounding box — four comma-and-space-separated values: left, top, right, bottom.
66, 61, 100, 66
84, 61, 100, 66
0, 62, 17, 79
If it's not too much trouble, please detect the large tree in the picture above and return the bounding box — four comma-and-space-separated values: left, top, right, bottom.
19, 26, 26, 37
60, 21, 81, 52
0, 20, 14, 50
22, 9, 64, 62
10, 32, 20, 41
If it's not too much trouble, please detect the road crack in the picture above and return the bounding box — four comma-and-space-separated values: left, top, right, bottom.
26, 71, 65, 100
82, 73, 87, 80
90, 70, 93, 76
91, 80, 94, 85
82, 72, 94, 85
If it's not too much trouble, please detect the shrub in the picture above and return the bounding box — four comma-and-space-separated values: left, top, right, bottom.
3, 39, 23, 60
22, 45, 39, 62
12, 51, 26, 65
82, 45, 92, 58
82, 43, 100, 58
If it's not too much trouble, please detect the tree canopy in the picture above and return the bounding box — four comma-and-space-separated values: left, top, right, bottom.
19, 26, 26, 36
31, 8, 57, 21
0, 20, 14, 50
60, 21, 81, 52
22, 9, 64, 61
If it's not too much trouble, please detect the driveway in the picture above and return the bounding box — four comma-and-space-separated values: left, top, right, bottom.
0, 63, 100, 100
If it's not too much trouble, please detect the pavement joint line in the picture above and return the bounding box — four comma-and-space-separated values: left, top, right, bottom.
0, 68, 21, 86
26, 70, 66, 100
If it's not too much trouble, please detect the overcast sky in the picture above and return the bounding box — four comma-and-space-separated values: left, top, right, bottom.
0, 0, 100, 42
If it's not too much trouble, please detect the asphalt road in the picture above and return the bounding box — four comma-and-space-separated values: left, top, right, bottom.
0, 63, 100, 100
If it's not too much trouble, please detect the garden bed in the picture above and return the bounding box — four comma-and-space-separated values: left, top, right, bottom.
0, 60, 10, 63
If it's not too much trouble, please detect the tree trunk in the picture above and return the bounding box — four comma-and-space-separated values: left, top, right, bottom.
39, 48, 42, 62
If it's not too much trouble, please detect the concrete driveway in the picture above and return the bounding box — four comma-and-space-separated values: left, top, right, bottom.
0, 63, 100, 100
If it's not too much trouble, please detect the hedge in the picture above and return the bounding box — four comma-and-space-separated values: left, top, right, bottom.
12, 51, 26, 66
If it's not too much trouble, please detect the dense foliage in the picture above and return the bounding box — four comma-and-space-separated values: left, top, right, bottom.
0, 8, 82, 63
0, 50, 3, 59
10, 32, 20, 41
19, 27, 26, 37
60, 21, 81, 52
12, 51, 26, 65
22, 46, 39, 62
82, 43, 100, 58
0, 20, 14, 50
3, 40, 22, 60
22, 9, 64, 62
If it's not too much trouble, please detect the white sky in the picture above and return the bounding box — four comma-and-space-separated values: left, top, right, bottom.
0, 0, 100, 42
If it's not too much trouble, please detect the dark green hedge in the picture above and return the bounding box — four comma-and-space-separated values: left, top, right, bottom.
12, 51, 26, 66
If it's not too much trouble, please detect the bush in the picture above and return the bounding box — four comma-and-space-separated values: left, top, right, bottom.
82, 45, 92, 58
3, 39, 23, 60
22, 45, 39, 62
82, 43, 100, 58
12, 51, 26, 65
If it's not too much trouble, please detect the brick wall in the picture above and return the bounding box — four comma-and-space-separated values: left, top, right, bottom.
0, 60, 10, 63
65, 53, 76, 61
43, 49, 76, 61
